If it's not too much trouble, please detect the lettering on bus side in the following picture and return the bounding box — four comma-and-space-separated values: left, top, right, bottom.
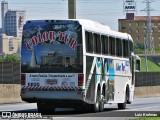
116, 63, 125, 71
26, 31, 77, 50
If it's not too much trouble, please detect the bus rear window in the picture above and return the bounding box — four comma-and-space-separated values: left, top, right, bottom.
21, 21, 83, 73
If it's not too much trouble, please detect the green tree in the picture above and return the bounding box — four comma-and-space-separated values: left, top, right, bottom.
134, 43, 144, 50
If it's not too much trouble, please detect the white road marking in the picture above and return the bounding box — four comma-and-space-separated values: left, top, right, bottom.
124, 105, 160, 111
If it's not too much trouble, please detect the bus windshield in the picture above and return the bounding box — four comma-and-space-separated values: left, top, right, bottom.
21, 20, 83, 73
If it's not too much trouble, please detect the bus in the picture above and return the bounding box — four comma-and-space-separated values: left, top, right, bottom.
21, 19, 140, 113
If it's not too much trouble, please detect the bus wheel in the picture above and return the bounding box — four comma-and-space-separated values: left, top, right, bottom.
37, 102, 55, 114
126, 87, 131, 104
117, 93, 127, 109
99, 94, 104, 112
90, 90, 101, 112
75, 104, 89, 113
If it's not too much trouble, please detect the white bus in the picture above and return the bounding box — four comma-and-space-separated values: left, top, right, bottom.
21, 19, 140, 113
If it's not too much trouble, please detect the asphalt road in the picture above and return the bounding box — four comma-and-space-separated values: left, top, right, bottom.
0, 97, 160, 120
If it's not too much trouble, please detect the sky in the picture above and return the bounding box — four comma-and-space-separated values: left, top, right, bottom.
1, 0, 160, 31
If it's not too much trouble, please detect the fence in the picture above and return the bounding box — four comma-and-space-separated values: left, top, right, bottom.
0, 62, 20, 84
135, 72, 160, 87
0, 62, 160, 87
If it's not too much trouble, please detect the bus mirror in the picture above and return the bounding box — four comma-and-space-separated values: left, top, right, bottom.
136, 59, 140, 72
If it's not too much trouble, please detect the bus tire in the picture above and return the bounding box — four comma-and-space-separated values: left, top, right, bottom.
99, 95, 104, 112
90, 90, 101, 112
126, 86, 131, 104
126, 85, 131, 104
117, 93, 127, 109
37, 102, 55, 114
75, 104, 89, 113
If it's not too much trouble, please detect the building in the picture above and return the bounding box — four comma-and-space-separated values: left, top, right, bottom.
1, 0, 26, 38
41, 50, 76, 66
0, 34, 21, 55
118, 13, 160, 48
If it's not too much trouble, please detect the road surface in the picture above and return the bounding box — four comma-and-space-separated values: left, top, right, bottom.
0, 97, 160, 120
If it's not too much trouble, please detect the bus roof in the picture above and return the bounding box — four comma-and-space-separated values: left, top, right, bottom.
77, 19, 133, 42
25, 19, 133, 42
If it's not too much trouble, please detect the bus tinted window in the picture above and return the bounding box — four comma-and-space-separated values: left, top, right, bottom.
129, 41, 133, 56
116, 38, 122, 57
123, 39, 129, 57
85, 31, 93, 53
101, 35, 109, 54
85, 31, 89, 52
109, 36, 116, 56
93, 33, 101, 54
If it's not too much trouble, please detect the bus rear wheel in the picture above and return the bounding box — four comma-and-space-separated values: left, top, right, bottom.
37, 102, 55, 114
90, 90, 104, 112
118, 102, 126, 109
99, 94, 104, 112
117, 93, 127, 109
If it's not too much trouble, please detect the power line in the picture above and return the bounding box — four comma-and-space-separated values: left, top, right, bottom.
141, 0, 156, 72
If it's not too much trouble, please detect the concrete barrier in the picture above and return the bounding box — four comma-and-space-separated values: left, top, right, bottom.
0, 84, 22, 104
134, 86, 160, 98
0, 84, 160, 104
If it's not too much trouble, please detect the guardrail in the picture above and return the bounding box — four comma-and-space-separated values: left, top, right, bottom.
0, 62, 20, 84
1, 62, 160, 87
135, 72, 160, 87
0, 62, 160, 103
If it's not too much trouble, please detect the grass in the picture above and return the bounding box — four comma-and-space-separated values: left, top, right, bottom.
131, 113, 160, 120
133, 117, 160, 120
140, 57, 160, 72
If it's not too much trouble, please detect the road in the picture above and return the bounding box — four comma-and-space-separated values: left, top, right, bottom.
0, 97, 160, 120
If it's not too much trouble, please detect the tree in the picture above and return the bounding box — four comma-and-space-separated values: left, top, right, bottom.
134, 43, 144, 50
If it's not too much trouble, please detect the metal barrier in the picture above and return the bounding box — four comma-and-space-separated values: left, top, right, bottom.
135, 72, 160, 87
0, 62, 160, 87
0, 62, 20, 84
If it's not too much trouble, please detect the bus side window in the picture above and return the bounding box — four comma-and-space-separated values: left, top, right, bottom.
97, 34, 101, 54
109, 36, 116, 56
129, 41, 133, 56
123, 39, 129, 57
93, 33, 97, 53
116, 38, 122, 57
101, 35, 105, 54
85, 31, 93, 53
85, 31, 89, 52
126, 40, 129, 57
101, 35, 109, 55
109, 36, 111, 55
105, 36, 109, 54
121, 39, 124, 57
93, 33, 101, 54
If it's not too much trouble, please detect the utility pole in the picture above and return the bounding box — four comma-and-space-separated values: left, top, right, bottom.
142, 0, 155, 72
68, 0, 76, 19
145, 0, 155, 54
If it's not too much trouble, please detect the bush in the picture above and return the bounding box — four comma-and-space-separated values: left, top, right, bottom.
0, 54, 20, 62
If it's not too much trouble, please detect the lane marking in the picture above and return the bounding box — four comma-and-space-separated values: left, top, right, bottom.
67, 105, 160, 117
123, 105, 160, 111
51, 117, 66, 119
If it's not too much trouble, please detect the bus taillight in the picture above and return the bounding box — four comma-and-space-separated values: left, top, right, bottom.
21, 74, 26, 85
78, 74, 84, 86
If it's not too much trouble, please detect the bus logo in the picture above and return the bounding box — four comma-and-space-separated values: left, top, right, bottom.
45, 79, 57, 85
26, 31, 77, 50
